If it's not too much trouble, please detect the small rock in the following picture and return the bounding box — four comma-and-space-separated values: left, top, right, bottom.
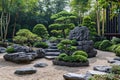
114, 57, 120, 61
63, 73, 85, 80
93, 65, 112, 73
108, 59, 116, 63
14, 68, 37, 75
0, 47, 6, 53
34, 63, 48, 68
45, 56, 57, 60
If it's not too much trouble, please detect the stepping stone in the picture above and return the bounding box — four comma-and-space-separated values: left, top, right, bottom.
14, 68, 37, 75
49, 46, 57, 49
108, 59, 116, 63
45, 49, 59, 52
93, 65, 111, 73
0, 47, 6, 53
45, 52, 60, 56
113, 62, 120, 66
63, 73, 85, 80
45, 56, 57, 60
50, 43, 57, 46
114, 57, 120, 61
34, 63, 48, 68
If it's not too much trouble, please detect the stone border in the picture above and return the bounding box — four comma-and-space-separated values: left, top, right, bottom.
52, 60, 89, 67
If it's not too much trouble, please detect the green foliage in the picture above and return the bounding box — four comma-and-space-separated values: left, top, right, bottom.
99, 40, 113, 51
57, 39, 77, 55
6, 47, 15, 53
106, 44, 120, 52
51, 30, 62, 37
94, 41, 102, 49
33, 24, 49, 39
111, 65, 120, 74
49, 11, 76, 38
114, 46, 120, 56
33, 42, 48, 49
73, 50, 88, 57
82, 16, 97, 37
71, 39, 78, 46
111, 37, 120, 44
13, 29, 42, 45
57, 53, 68, 60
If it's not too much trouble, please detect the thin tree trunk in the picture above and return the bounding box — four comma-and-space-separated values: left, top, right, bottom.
102, 9, 105, 36
96, 0, 101, 36
4, 13, 10, 41
0, 12, 3, 41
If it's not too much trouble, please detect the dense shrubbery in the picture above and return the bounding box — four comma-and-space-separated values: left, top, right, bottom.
33, 24, 49, 39
112, 65, 120, 74
33, 42, 48, 49
111, 37, 120, 44
13, 29, 42, 45
94, 41, 102, 49
6, 47, 15, 53
49, 37, 63, 43
99, 40, 112, 51
114, 46, 120, 56
73, 50, 88, 57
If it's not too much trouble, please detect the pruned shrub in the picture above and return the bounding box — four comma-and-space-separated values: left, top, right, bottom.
99, 40, 113, 51
33, 42, 48, 49
111, 37, 120, 44
73, 50, 88, 57
114, 46, 120, 56
111, 65, 120, 74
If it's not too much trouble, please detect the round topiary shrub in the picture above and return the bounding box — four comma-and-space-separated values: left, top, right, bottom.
6, 47, 15, 53
94, 41, 102, 49
33, 24, 49, 39
72, 50, 88, 57
99, 40, 113, 51
57, 53, 68, 60
73, 55, 88, 62
33, 42, 48, 49
115, 46, 120, 57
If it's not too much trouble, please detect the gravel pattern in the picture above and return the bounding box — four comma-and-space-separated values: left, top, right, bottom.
0, 50, 116, 80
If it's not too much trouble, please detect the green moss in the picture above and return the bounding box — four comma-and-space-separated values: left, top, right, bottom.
6, 47, 15, 53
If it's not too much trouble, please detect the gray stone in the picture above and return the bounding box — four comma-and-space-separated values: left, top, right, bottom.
45, 56, 57, 60
63, 73, 85, 80
69, 26, 89, 41
14, 68, 37, 75
45, 52, 60, 56
108, 59, 116, 63
49, 46, 57, 49
93, 65, 112, 73
35, 48, 45, 58
4, 52, 36, 63
0, 47, 6, 53
114, 57, 120, 61
13, 44, 33, 53
34, 63, 48, 68
45, 49, 59, 52
85, 70, 107, 79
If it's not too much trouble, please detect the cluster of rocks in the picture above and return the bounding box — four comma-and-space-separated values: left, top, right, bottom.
15, 63, 48, 75
44, 42, 60, 60
63, 57, 120, 80
69, 26, 97, 58
4, 44, 45, 63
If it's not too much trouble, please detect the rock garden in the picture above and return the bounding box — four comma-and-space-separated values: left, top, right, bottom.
0, 0, 120, 80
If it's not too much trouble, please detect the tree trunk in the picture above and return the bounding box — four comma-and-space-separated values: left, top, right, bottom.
102, 9, 105, 36
96, 0, 101, 36
62, 29, 66, 38
0, 12, 3, 41
4, 13, 10, 41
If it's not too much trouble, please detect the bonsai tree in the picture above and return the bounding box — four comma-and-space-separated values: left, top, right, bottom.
13, 29, 42, 45
49, 11, 77, 38
57, 39, 77, 55
33, 24, 49, 39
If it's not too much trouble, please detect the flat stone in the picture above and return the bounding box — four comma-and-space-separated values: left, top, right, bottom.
14, 68, 37, 75
34, 63, 48, 68
85, 70, 107, 79
108, 59, 116, 63
0, 47, 6, 53
45, 56, 57, 60
45, 49, 59, 52
45, 52, 60, 56
113, 62, 120, 66
49, 46, 57, 49
114, 57, 120, 61
93, 65, 112, 73
63, 73, 85, 80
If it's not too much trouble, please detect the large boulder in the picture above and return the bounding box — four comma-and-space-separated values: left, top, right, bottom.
69, 26, 97, 57
12, 44, 33, 53
14, 68, 37, 75
69, 26, 89, 41
0, 47, 6, 53
4, 52, 36, 63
